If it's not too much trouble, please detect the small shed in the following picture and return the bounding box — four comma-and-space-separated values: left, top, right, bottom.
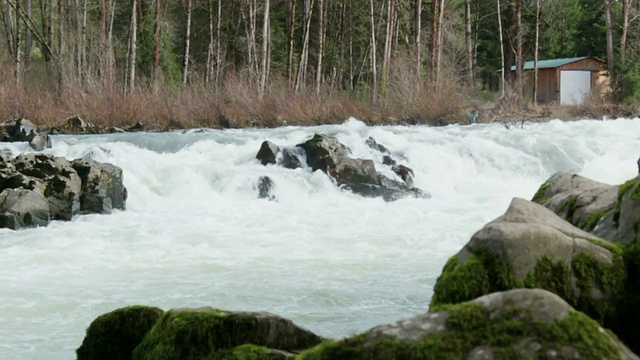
510, 56, 606, 105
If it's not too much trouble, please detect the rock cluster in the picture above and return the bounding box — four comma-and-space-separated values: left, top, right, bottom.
255, 134, 428, 201
77, 157, 640, 359
0, 118, 52, 151
0, 151, 127, 230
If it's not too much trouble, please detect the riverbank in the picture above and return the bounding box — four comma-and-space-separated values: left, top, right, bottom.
2, 76, 638, 133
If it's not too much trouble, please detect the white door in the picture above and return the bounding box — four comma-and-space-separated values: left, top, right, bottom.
560, 70, 591, 105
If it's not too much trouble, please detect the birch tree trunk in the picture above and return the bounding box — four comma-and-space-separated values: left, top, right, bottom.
533, 0, 540, 104
295, 0, 314, 92
25, 0, 31, 65
604, 0, 615, 92
369, 0, 377, 102
465, 0, 473, 86
205, 0, 214, 84
315, 0, 324, 95
497, 0, 505, 96
182, 0, 192, 85
215, 0, 221, 83
515, 0, 523, 100
260, 0, 270, 96
414, 0, 421, 77
287, 0, 296, 87
621, 0, 629, 58
14, 0, 20, 88
436, 0, 445, 84
126, 0, 137, 92
153, 0, 161, 90
430, 0, 439, 82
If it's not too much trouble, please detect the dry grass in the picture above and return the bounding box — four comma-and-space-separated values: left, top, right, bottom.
0, 54, 471, 131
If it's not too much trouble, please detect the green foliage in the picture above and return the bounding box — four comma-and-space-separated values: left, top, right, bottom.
584, 210, 609, 232
531, 181, 550, 204
523, 256, 574, 303
614, 178, 638, 225
76, 305, 164, 360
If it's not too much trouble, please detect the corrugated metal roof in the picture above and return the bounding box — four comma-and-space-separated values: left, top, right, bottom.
510, 56, 591, 71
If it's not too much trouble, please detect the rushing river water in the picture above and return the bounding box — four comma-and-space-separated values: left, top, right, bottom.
1, 118, 639, 359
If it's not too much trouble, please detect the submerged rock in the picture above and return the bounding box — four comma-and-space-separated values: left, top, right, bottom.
299, 289, 638, 359
257, 175, 275, 200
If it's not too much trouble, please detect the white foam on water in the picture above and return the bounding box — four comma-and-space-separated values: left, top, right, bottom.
1, 118, 639, 358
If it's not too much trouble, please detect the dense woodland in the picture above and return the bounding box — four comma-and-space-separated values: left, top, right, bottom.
0, 0, 639, 129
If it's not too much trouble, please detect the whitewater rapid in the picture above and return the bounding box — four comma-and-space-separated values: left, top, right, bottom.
1, 118, 639, 359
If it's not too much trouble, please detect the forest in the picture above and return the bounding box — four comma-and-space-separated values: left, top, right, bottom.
0, 0, 639, 129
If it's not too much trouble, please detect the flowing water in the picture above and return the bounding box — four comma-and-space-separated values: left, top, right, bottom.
1, 118, 639, 359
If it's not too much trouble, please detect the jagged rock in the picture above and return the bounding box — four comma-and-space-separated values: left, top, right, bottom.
0, 118, 38, 142
391, 164, 415, 188
29, 132, 52, 151
382, 155, 396, 166
77, 306, 164, 360
430, 197, 625, 333
0, 153, 127, 229
127, 307, 324, 360
256, 140, 280, 166
257, 176, 275, 200
66, 116, 89, 132
0, 188, 50, 229
280, 147, 303, 169
13, 153, 81, 220
297, 134, 349, 172
365, 136, 390, 154
299, 289, 638, 360
532, 171, 640, 244
72, 156, 127, 212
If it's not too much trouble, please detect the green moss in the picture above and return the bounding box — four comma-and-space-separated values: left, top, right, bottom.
216, 344, 291, 360
430, 251, 518, 307
584, 210, 610, 232
76, 305, 164, 360
571, 251, 625, 325
298, 303, 623, 360
559, 197, 578, 224
614, 178, 638, 225
132, 309, 323, 360
531, 181, 550, 204
523, 256, 574, 303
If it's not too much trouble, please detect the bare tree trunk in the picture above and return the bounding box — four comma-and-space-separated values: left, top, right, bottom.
436, 0, 445, 84
287, 0, 296, 87
382, 0, 394, 93
515, 0, 523, 101
604, 0, 615, 93
533, 0, 540, 104
106, 0, 115, 88
182, 0, 192, 85
152, 0, 161, 90
205, 0, 213, 84
295, 0, 314, 92
24, 0, 31, 65
2, 1, 15, 59
260, 0, 270, 96
465, 0, 473, 86
126, 0, 137, 92
414, 0, 421, 77
315, 0, 324, 95
215, 0, 221, 83
369, 0, 377, 102
430, 0, 439, 82
80, 0, 86, 78
621, 0, 629, 58
497, 0, 505, 96
14, 0, 20, 88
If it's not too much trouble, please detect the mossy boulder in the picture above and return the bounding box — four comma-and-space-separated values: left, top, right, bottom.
76, 305, 164, 360
431, 198, 626, 328
299, 289, 638, 359
132, 307, 324, 360
531, 172, 618, 236
614, 176, 640, 243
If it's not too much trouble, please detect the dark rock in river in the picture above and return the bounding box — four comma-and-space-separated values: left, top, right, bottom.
299, 289, 639, 360
256, 140, 280, 165
0, 188, 50, 229
1, 118, 52, 150
0, 151, 127, 229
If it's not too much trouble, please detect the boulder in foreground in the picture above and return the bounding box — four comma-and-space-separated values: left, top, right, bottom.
299, 289, 638, 359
